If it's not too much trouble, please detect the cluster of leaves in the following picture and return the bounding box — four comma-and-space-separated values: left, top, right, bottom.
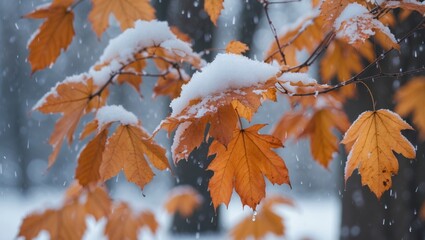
21, 0, 425, 238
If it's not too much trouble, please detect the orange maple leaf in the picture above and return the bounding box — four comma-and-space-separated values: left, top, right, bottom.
162, 79, 277, 162
35, 77, 108, 167
208, 124, 290, 210
164, 186, 203, 217
100, 124, 170, 189
230, 196, 293, 240
19, 184, 111, 240
382, 1, 425, 16
116, 59, 146, 94
226, 40, 249, 55
334, 4, 399, 50
265, 15, 323, 66
25, 0, 75, 72
76, 129, 108, 186
395, 77, 425, 140
319, 0, 353, 31
342, 110, 416, 198
320, 39, 373, 98
88, 0, 155, 38
301, 108, 350, 168
105, 203, 158, 240
205, 0, 224, 25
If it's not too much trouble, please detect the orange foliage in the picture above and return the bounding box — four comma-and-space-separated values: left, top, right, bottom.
342, 110, 416, 198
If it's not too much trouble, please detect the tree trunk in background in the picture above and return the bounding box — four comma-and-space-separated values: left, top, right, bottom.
156, 0, 220, 234
341, 13, 425, 240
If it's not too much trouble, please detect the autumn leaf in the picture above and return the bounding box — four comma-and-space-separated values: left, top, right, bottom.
101, 124, 170, 189
19, 202, 86, 240
153, 69, 189, 99
395, 77, 425, 140
342, 110, 416, 198
19, 184, 111, 240
320, 39, 373, 98
301, 108, 350, 168
35, 76, 107, 167
76, 129, 108, 186
334, 3, 399, 50
84, 186, 112, 220
272, 111, 308, 143
265, 15, 323, 65
382, 1, 425, 16
319, 0, 353, 31
89, 0, 155, 38
205, 0, 224, 25
116, 59, 146, 94
226, 40, 249, 55
25, 0, 75, 72
208, 124, 290, 210
165, 186, 203, 217
162, 76, 277, 162
105, 203, 158, 240
230, 196, 293, 240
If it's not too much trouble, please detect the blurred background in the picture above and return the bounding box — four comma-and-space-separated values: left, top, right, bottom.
0, 0, 424, 239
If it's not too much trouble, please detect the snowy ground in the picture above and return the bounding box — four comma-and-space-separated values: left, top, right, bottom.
0, 185, 340, 240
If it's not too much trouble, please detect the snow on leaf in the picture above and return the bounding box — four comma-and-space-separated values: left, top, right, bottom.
334, 3, 399, 50
230, 196, 293, 240
395, 77, 425, 140
88, 0, 155, 38
25, 0, 75, 73
342, 110, 416, 199
208, 124, 290, 210
225, 40, 249, 55
164, 186, 203, 217
205, 0, 224, 25
265, 13, 323, 66
382, 1, 425, 16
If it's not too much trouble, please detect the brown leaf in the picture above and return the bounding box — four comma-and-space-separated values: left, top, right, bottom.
208, 124, 290, 210
382, 1, 425, 16
84, 186, 112, 220
342, 110, 416, 198
101, 125, 170, 189
205, 0, 224, 25
89, 0, 155, 37
230, 196, 293, 240
25, 1, 75, 72
320, 39, 373, 98
76, 129, 108, 186
35, 77, 107, 167
301, 109, 350, 168
116, 59, 146, 94
105, 203, 158, 240
225, 40, 249, 55
162, 79, 276, 162
165, 186, 203, 217
19, 202, 86, 240
395, 77, 425, 140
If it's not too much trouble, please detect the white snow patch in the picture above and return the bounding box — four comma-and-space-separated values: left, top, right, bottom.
100, 20, 194, 63
334, 3, 369, 30
89, 60, 122, 87
171, 121, 192, 160
170, 54, 279, 116
279, 72, 317, 85
96, 105, 138, 128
